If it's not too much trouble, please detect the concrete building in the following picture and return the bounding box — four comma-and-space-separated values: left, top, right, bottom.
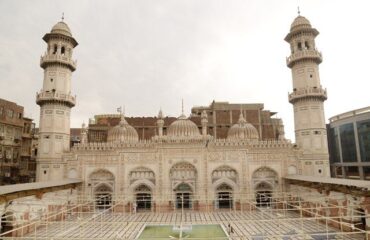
0, 99, 36, 185
328, 106, 370, 180
87, 102, 285, 142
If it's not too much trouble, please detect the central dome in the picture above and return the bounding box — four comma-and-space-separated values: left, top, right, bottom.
227, 113, 259, 141
107, 115, 138, 143
167, 114, 201, 138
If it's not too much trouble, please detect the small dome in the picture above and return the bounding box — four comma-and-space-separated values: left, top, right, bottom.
51, 21, 72, 37
167, 114, 201, 138
227, 113, 259, 140
107, 115, 138, 143
290, 16, 312, 31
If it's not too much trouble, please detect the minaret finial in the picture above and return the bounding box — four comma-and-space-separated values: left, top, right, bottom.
181, 99, 184, 115
117, 106, 122, 114
61, 12, 64, 21
297, 6, 301, 16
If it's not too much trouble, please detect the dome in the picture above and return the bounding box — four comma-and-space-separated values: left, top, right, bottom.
167, 114, 201, 138
107, 115, 138, 143
290, 16, 312, 31
227, 113, 259, 141
51, 21, 72, 37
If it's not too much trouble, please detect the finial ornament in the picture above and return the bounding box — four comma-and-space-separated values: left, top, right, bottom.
62, 12, 64, 21
181, 99, 184, 115
117, 106, 122, 114
297, 6, 301, 16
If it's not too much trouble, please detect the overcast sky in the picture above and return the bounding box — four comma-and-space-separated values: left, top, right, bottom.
0, 0, 369, 141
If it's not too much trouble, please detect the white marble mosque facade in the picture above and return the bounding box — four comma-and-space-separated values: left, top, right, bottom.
28, 15, 331, 210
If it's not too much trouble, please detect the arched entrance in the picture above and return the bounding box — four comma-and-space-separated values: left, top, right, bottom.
175, 183, 193, 209
89, 169, 115, 209
252, 167, 278, 207
135, 184, 152, 211
255, 182, 273, 207
170, 162, 197, 210
94, 184, 113, 209
216, 183, 233, 209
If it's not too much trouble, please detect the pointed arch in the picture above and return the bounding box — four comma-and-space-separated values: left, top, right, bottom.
94, 182, 113, 193
89, 168, 115, 181
213, 177, 239, 192
129, 179, 155, 192
211, 165, 238, 184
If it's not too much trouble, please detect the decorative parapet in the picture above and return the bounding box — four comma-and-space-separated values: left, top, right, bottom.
286, 49, 322, 68
36, 91, 76, 107
288, 86, 327, 103
72, 140, 156, 152
211, 139, 293, 149
72, 138, 293, 152
40, 53, 77, 71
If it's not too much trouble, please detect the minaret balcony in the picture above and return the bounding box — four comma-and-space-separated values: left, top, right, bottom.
288, 87, 327, 103
40, 54, 77, 71
36, 91, 76, 107
286, 50, 322, 68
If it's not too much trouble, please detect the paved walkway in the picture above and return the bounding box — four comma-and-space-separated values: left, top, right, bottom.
24, 209, 364, 239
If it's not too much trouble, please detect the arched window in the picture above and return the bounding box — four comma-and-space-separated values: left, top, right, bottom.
61, 46, 65, 55
53, 45, 57, 54
304, 41, 309, 49
297, 42, 302, 50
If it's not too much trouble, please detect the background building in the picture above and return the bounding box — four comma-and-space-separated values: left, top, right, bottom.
0, 98, 37, 185
327, 106, 370, 180
87, 101, 285, 142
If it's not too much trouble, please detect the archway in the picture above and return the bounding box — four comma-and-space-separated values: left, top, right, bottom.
255, 182, 273, 207
68, 168, 78, 179
216, 183, 233, 209
94, 183, 113, 209
170, 162, 197, 210
89, 169, 115, 209
174, 183, 193, 209
211, 165, 238, 184
135, 184, 152, 211
252, 167, 278, 208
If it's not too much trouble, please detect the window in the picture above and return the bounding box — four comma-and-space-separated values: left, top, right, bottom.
0, 106, 3, 115
298, 42, 302, 50
304, 41, 309, 49
61, 46, 65, 55
340, 123, 357, 162
328, 127, 341, 163
345, 166, 360, 179
53, 45, 57, 54
363, 167, 370, 180
357, 120, 370, 162
7, 110, 14, 118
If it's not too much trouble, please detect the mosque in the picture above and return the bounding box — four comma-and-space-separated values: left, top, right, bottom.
2, 13, 369, 240
34, 14, 329, 211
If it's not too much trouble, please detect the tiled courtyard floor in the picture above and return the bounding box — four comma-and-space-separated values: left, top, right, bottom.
22, 209, 365, 239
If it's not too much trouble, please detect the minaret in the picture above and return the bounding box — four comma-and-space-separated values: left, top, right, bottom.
36, 19, 78, 181
201, 110, 208, 136
285, 14, 329, 176
81, 122, 88, 144
157, 109, 164, 137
